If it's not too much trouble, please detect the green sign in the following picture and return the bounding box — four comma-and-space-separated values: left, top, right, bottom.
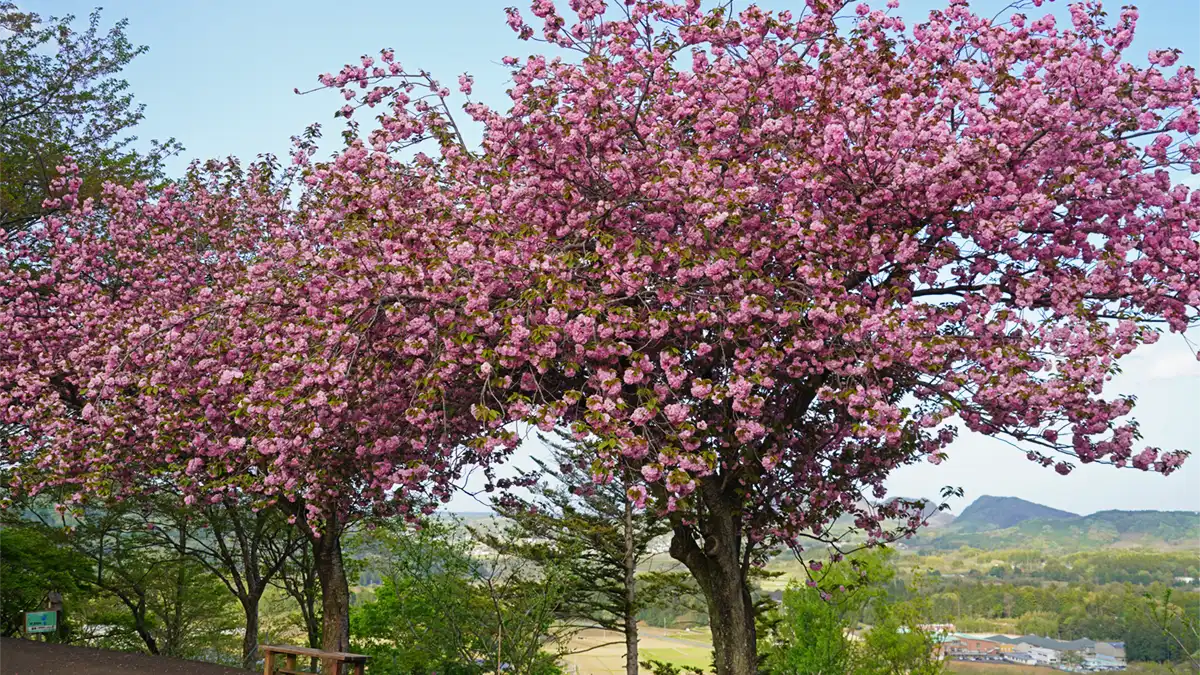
25, 610, 57, 634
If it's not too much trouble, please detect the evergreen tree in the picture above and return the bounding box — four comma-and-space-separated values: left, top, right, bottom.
482, 433, 672, 675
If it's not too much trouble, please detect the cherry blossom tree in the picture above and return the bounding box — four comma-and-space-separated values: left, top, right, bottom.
404, 1, 1192, 671
4, 1, 1199, 672
0, 152, 515, 654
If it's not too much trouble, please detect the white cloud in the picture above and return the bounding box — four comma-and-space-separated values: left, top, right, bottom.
1144, 348, 1200, 380
1121, 334, 1200, 382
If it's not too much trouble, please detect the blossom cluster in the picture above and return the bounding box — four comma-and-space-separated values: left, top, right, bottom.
3, 0, 1196, 544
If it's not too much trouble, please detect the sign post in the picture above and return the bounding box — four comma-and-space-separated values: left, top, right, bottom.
24, 610, 57, 636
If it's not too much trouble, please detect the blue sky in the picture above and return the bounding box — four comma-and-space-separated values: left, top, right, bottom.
26, 0, 1200, 515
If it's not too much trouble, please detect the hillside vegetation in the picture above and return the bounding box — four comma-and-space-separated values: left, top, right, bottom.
951, 496, 1078, 530
914, 496, 1199, 552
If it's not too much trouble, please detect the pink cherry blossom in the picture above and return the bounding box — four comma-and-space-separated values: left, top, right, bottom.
3, 4, 1197, 671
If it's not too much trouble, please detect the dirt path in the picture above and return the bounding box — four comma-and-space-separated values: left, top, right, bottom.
0, 638, 251, 675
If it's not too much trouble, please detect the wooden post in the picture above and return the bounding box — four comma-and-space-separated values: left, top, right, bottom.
285, 654, 297, 672
263, 649, 275, 675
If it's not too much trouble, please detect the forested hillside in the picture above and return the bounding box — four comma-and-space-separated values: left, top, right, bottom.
916, 496, 1199, 551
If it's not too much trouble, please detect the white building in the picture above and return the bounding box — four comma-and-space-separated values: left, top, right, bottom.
1004, 652, 1038, 666
1023, 646, 1061, 665
1083, 654, 1124, 671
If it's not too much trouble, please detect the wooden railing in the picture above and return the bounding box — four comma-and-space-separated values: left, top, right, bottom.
261, 644, 369, 675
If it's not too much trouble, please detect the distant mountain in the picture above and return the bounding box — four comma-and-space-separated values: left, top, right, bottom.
926, 509, 957, 529
952, 495, 1077, 531
917, 496, 1199, 551
888, 496, 957, 528
437, 511, 499, 530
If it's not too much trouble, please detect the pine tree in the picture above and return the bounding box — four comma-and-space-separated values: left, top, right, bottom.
480, 433, 672, 675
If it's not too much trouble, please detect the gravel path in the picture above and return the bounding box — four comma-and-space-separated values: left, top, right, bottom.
0, 638, 252, 675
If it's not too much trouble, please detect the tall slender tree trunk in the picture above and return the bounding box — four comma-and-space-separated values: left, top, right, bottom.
311, 519, 351, 671
132, 600, 160, 656
241, 594, 260, 670
623, 493, 639, 675
167, 554, 187, 657
668, 482, 758, 675
303, 601, 322, 673
280, 539, 322, 671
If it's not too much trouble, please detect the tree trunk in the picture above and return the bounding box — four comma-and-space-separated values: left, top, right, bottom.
311, 523, 351, 672
668, 483, 757, 675
304, 601, 322, 673
623, 492, 639, 675
279, 538, 322, 671
701, 558, 757, 675
167, 554, 187, 657
241, 594, 260, 670
133, 607, 160, 653
134, 624, 160, 655
132, 597, 160, 656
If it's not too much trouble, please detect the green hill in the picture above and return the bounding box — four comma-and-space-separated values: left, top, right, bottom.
917, 496, 1199, 551
952, 495, 1077, 531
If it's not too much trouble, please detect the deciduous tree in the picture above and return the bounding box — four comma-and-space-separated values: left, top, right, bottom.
5, 3, 1199, 673
0, 149, 506, 656
140, 497, 303, 669
420, 3, 1199, 671
0, 2, 180, 235
0, 523, 91, 638
351, 519, 570, 675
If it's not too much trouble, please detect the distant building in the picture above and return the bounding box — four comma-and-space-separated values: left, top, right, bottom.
1004, 651, 1038, 666
943, 635, 1011, 657
988, 634, 1095, 656
1023, 646, 1060, 665
946, 633, 1123, 667
1083, 653, 1125, 671
1094, 641, 1126, 665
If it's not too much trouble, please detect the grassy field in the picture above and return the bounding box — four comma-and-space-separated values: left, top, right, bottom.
563, 626, 712, 674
